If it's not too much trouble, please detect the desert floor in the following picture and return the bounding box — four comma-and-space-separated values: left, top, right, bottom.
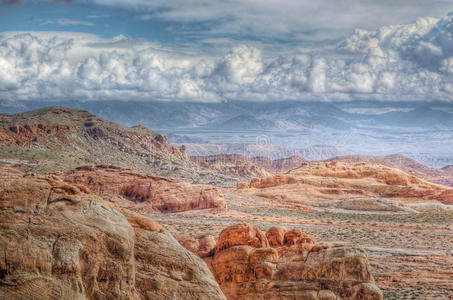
150, 191, 453, 300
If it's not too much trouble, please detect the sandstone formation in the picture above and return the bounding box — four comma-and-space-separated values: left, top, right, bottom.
209, 223, 382, 300
240, 161, 453, 205
183, 143, 352, 161
191, 154, 273, 179
329, 154, 453, 187
191, 154, 308, 180
178, 235, 218, 258
0, 166, 226, 300
59, 165, 227, 213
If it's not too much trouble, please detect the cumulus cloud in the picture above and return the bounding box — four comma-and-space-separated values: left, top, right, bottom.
1, 13, 453, 102
93, 0, 453, 43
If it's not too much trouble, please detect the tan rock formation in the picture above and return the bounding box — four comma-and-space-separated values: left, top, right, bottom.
210, 223, 383, 300
178, 235, 217, 258
0, 166, 226, 300
190, 154, 307, 179
240, 161, 453, 205
59, 165, 226, 213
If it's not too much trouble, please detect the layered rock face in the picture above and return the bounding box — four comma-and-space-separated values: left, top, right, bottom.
59, 165, 226, 213
328, 154, 453, 187
240, 161, 453, 205
191, 154, 273, 179
0, 166, 226, 300
191, 154, 307, 180
184, 223, 383, 300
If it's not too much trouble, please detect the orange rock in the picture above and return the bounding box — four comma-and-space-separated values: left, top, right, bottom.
215, 223, 269, 252
211, 223, 382, 300
236, 181, 249, 189
0, 166, 226, 299
179, 234, 217, 258
266, 226, 287, 247
60, 165, 226, 213
250, 175, 294, 188
284, 228, 315, 246
240, 161, 453, 206
439, 189, 453, 204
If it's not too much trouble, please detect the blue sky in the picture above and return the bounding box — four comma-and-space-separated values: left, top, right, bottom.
1, 0, 453, 102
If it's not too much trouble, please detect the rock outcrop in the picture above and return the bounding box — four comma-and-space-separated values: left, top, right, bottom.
178, 235, 218, 258
240, 161, 453, 205
329, 154, 453, 187
184, 223, 383, 300
59, 165, 227, 213
0, 166, 226, 300
191, 154, 308, 180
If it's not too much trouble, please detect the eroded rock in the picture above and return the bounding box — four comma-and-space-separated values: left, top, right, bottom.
59, 165, 227, 213
209, 223, 383, 300
0, 166, 226, 300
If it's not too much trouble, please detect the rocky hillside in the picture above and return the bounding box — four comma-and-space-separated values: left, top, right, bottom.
329, 154, 453, 187
183, 143, 352, 161
0, 165, 226, 299
238, 161, 453, 206
0, 107, 238, 186
191, 154, 307, 179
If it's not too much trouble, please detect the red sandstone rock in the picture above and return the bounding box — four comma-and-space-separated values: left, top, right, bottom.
266, 226, 287, 247
439, 190, 453, 204
284, 228, 315, 246
0, 124, 77, 148
0, 166, 226, 299
59, 165, 226, 213
210, 223, 382, 300
215, 223, 269, 252
236, 181, 249, 189
249, 175, 295, 188
179, 235, 217, 258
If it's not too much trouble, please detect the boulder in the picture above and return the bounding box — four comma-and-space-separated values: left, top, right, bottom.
265, 226, 287, 247
215, 223, 269, 252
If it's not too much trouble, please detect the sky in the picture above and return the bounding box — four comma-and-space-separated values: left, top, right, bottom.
1, 0, 453, 103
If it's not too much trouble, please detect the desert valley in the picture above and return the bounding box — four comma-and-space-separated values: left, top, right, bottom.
1, 107, 452, 299
2, 1, 453, 299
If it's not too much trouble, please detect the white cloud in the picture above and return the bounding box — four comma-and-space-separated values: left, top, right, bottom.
57, 19, 95, 27
93, 0, 453, 43
2, 13, 453, 102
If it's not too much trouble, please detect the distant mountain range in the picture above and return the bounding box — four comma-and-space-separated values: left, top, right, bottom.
2, 100, 453, 131
2, 100, 453, 168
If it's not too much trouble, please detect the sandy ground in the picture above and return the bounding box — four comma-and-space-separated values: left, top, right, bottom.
150, 191, 453, 300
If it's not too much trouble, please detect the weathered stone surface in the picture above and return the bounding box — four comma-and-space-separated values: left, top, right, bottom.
215, 223, 269, 252
209, 223, 382, 300
266, 226, 287, 247
0, 166, 226, 300
60, 165, 227, 213
241, 161, 453, 206
178, 234, 217, 258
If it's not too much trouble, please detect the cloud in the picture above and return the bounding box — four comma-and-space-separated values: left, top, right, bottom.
1, 13, 453, 102
92, 0, 453, 43
57, 19, 95, 26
